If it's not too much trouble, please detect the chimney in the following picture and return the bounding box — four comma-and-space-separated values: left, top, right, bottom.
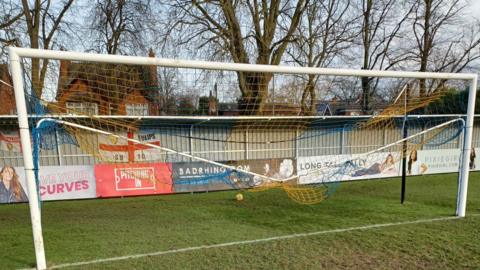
147, 48, 159, 115
147, 49, 158, 85
59, 47, 69, 80
208, 90, 217, 116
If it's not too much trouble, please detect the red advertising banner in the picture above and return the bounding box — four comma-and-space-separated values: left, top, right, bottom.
95, 163, 173, 198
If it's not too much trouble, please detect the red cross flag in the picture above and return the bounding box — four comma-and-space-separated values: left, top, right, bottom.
98, 130, 161, 163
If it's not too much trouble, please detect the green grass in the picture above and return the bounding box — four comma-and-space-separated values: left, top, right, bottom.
1, 173, 480, 269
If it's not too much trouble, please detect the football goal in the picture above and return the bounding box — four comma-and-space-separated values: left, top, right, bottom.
8, 47, 477, 270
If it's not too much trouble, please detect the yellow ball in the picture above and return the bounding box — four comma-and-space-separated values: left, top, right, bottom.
235, 193, 244, 201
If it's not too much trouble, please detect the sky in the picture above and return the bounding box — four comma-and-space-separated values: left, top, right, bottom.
468, 0, 480, 17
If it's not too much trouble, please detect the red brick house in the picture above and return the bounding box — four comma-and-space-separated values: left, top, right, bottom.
0, 64, 16, 115
56, 50, 160, 116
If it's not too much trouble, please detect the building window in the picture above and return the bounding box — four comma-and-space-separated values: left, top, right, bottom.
108, 103, 115, 115
66, 102, 98, 115
126, 103, 149, 116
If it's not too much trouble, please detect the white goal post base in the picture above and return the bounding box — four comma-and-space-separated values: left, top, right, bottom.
8, 47, 478, 270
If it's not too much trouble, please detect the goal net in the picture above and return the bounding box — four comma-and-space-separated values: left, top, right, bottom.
8, 48, 477, 270
10, 49, 476, 205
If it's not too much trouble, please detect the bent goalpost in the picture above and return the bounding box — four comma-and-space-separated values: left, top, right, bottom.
8, 47, 477, 270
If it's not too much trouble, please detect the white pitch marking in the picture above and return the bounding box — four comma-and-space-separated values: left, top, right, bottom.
21, 214, 478, 270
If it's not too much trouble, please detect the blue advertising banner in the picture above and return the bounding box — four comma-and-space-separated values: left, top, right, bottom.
172, 158, 297, 193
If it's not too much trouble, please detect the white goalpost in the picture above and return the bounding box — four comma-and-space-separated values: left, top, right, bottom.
8, 47, 477, 270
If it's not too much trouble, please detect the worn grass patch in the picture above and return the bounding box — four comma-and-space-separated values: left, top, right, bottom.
1, 172, 479, 269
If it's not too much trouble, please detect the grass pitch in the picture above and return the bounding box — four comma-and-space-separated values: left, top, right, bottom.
1, 173, 480, 269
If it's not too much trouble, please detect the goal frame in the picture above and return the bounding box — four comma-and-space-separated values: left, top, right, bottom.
8, 47, 478, 270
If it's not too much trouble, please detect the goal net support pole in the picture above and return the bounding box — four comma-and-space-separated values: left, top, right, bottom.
8, 47, 478, 270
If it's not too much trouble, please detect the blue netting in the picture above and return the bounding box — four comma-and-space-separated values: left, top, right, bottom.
30, 92, 79, 205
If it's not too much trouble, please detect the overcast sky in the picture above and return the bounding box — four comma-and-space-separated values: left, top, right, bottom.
467, 0, 480, 17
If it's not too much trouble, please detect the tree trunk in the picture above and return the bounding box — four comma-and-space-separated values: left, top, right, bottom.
237, 71, 272, 115
361, 0, 372, 114
300, 75, 317, 116
419, 0, 432, 98
361, 76, 370, 113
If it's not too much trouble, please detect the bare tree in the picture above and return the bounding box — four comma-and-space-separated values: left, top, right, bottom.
21, 0, 74, 98
409, 0, 480, 97
89, 0, 152, 55
327, 77, 362, 103
355, 0, 413, 113
288, 0, 356, 115
158, 67, 178, 115
0, 1, 23, 58
164, 0, 308, 115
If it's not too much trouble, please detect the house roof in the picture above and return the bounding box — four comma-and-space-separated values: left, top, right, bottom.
56, 61, 159, 104
316, 103, 332, 116
317, 99, 389, 115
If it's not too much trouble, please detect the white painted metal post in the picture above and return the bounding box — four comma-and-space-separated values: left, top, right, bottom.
55, 128, 64, 166
189, 124, 194, 162
457, 76, 478, 217
9, 48, 47, 269
245, 127, 249, 160
295, 128, 299, 158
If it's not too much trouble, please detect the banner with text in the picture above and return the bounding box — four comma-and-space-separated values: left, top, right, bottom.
298, 152, 401, 184
95, 163, 173, 197
11, 165, 96, 202
297, 148, 475, 184
172, 158, 297, 193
